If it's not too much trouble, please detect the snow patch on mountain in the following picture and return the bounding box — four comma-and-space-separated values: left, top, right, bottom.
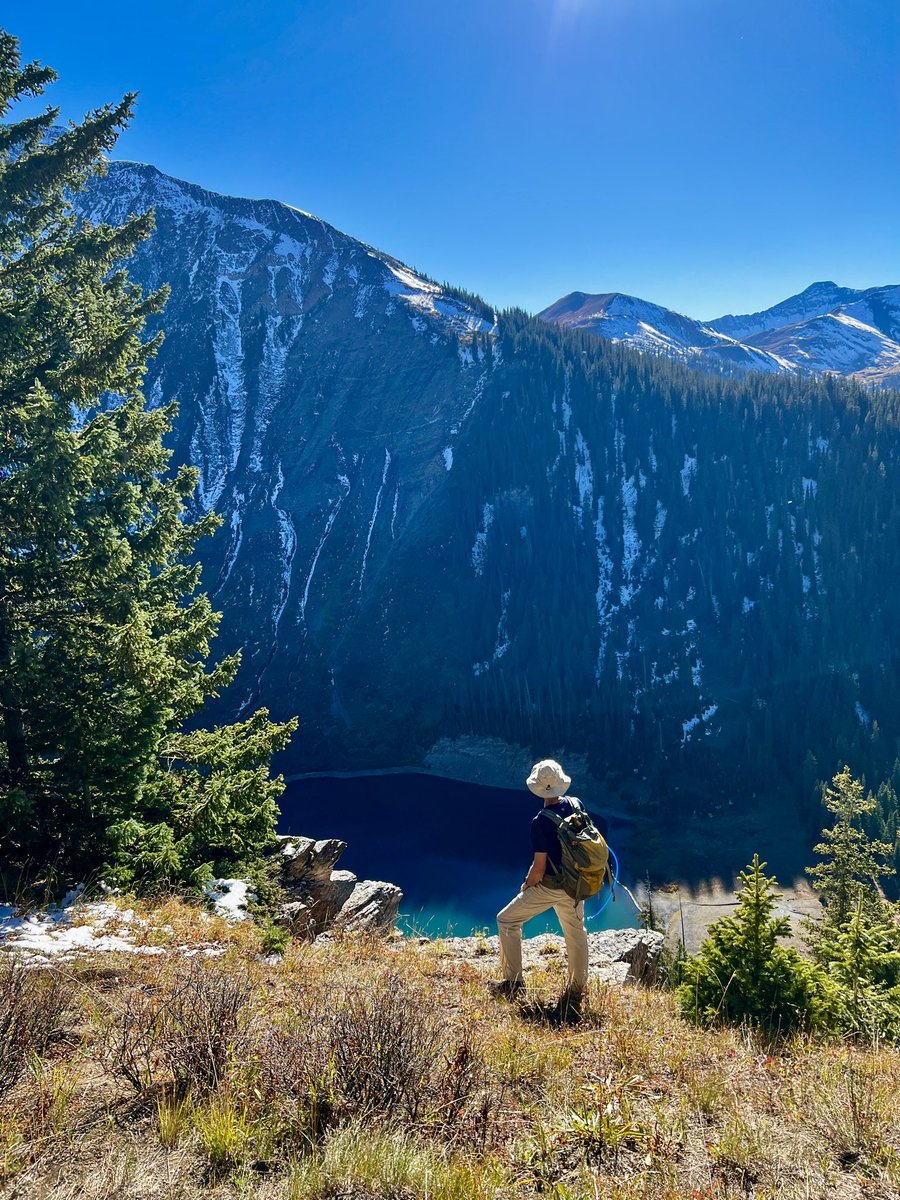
472, 503, 495, 576
270, 462, 297, 633
383, 261, 492, 337
359, 449, 391, 592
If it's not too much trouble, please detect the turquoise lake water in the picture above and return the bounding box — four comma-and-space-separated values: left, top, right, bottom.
277, 773, 640, 937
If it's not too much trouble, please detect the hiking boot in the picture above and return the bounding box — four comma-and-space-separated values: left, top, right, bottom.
488, 979, 526, 1000
555, 987, 585, 1023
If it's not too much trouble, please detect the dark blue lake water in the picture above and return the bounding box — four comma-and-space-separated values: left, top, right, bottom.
277, 773, 639, 937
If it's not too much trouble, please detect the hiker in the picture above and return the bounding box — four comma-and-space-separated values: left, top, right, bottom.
492, 759, 611, 1001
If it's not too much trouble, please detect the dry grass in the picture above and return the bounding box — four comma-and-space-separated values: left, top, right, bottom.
1, 897, 899, 1199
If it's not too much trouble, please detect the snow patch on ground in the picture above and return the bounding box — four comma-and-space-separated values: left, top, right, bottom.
381, 261, 492, 336
391, 483, 400, 538
0, 896, 161, 959
620, 474, 641, 604
594, 499, 615, 681
0, 892, 227, 960
681, 704, 719, 746
654, 501, 667, 541
204, 878, 255, 922
270, 462, 297, 634
299, 473, 352, 624
217, 495, 244, 592
493, 589, 512, 661
561, 372, 572, 432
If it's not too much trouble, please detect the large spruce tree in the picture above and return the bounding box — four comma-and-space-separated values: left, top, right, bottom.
0, 31, 295, 887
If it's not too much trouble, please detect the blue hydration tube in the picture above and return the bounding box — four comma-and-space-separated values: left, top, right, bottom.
587, 845, 641, 922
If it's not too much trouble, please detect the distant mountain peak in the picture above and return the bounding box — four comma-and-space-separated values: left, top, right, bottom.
540, 280, 900, 386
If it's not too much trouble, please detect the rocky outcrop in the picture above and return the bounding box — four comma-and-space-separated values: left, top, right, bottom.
591, 928, 664, 986
274, 836, 401, 939
436, 927, 664, 987
333, 880, 404, 933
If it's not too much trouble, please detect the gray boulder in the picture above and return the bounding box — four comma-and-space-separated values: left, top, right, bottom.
588, 928, 664, 986
277, 835, 348, 883
277, 898, 315, 938
332, 880, 403, 934
272, 835, 402, 940
307, 840, 349, 882
305, 868, 359, 932
278, 836, 316, 881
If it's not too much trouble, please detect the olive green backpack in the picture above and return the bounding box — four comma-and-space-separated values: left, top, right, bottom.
540, 798, 615, 903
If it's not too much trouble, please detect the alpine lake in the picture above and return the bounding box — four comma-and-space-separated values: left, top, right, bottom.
278, 772, 640, 937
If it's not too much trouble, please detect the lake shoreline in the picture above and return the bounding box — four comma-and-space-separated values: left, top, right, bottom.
284, 763, 638, 824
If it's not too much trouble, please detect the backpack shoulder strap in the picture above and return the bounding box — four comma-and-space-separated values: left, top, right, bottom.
539, 799, 581, 828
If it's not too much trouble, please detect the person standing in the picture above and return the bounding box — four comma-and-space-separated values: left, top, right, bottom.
492, 759, 592, 1001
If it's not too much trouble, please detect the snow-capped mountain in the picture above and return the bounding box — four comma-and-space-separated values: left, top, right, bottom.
708, 281, 863, 341
540, 283, 900, 385
72, 163, 900, 801
539, 291, 794, 375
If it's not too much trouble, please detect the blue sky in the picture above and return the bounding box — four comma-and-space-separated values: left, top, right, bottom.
8, 0, 900, 317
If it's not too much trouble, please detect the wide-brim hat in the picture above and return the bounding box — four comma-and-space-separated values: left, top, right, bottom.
526, 759, 572, 798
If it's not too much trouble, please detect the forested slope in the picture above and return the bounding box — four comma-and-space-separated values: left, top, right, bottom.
75, 164, 900, 827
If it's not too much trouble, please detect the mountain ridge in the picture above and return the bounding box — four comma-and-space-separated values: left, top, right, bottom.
540, 282, 900, 385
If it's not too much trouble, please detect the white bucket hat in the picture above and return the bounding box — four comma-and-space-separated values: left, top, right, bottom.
526, 759, 572, 798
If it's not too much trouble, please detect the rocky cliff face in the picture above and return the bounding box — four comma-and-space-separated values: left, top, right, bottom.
78, 162, 499, 764
74, 164, 900, 802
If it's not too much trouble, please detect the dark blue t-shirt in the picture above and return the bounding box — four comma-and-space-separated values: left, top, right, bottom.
531, 798, 609, 878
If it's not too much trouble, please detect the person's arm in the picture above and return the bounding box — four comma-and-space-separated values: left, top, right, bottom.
522, 851, 548, 891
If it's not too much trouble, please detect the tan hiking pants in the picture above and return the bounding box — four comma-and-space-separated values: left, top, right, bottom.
497, 883, 589, 990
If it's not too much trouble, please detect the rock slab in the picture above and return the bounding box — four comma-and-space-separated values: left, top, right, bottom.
436, 927, 664, 987
273, 835, 402, 939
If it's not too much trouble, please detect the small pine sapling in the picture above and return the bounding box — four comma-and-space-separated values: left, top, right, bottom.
806, 767, 894, 933
678, 854, 824, 1032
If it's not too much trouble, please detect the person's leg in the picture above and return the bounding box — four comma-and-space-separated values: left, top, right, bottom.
497, 885, 557, 983
553, 896, 589, 992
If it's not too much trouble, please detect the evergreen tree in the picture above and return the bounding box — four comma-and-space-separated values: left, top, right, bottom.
806, 767, 894, 930
0, 31, 295, 887
678, 855, 824, 1031
814, 897, 900, 1042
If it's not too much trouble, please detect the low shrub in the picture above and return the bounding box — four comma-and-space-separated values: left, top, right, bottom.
0, 957, 69, 1095
103, 959, 250, 1095
101, 982, 163, 1093
252, 969, 496, 1143
158, 960, 250, 1093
